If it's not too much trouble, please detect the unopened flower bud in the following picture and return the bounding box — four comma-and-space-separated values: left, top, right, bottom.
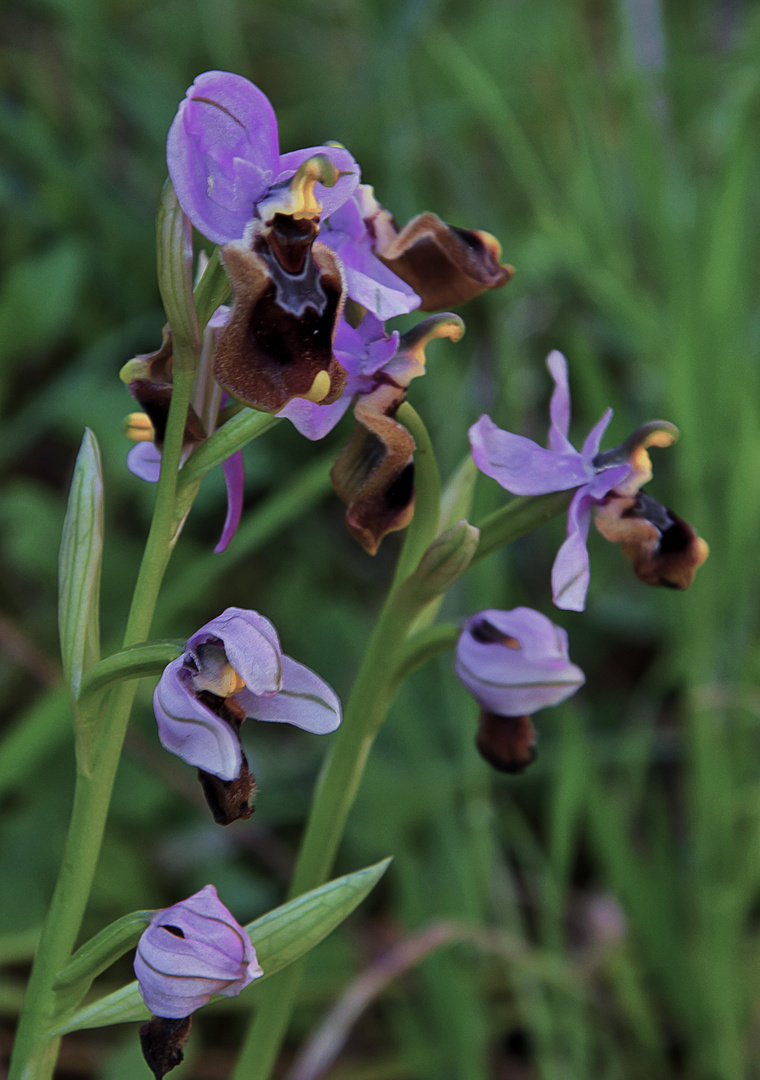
134, 885, 262, 1019
456, 608, 584, 773
407, 520, 480, 605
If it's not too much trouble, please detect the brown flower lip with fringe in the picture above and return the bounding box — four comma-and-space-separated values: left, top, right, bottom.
214, 219, 347, 414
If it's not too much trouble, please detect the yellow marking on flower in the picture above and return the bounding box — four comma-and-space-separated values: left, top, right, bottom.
119, 357, 152, 384
304, 370, 332, 403
221, 666, 247, 696
123, 413, 155, 442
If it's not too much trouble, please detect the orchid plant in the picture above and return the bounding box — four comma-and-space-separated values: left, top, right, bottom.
8, 70, 707, 1080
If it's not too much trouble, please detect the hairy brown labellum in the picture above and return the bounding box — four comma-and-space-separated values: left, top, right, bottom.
198, 758, 256, 825
475, 711, 537, 774
195, 692, 256, 825
371, 209, 513, 311
330, 381, 415, 555
139, 1015, 193, 1079
214, 223, 346, 413
595, 491, 709, 590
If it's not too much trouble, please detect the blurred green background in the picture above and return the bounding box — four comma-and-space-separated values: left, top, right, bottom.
2, 0, 760, 1077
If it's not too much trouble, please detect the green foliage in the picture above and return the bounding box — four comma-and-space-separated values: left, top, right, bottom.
54, 858, 390, 1035
2, 2, 760, 1078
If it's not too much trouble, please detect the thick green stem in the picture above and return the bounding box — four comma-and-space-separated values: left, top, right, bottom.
8, 361, 194, 1080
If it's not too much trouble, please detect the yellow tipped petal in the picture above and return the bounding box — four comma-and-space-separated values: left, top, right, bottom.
123, 412, 155, 442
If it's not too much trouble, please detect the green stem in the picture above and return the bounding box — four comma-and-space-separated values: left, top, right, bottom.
8, 360, 195, 1080
77, 642, 184, 707
391, 402, 442, 588
231, 408, 448, 1080
473, 489, 574, 565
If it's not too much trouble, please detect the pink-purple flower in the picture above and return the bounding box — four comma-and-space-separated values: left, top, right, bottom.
167, 71, 360, 246
154, 607, 341, 785
455, 607, 584, 772
469, 351, 677, 611
134, 884, 262, 1018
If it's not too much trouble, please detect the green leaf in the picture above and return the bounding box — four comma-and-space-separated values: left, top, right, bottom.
58, 429, 104, 708
52, 858, 391, 1035
53, 911, 153, 1003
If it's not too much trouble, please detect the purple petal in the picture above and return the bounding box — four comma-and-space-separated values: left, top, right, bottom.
546, 350, 574, 453
581, 407, 614, 462
318, 230, 421, 318
469, 414, 590, 495
127, 442, 162, 483
187, 608, 283, 696
215, 451, 245, 553
236, 655, 341, 733
278, 393, 352, 441
153, 658, 243, 780
167, 71, 280, 245
135, 885, 262, 1018
276, 145, 360, 217
551, 489, 595, 611
456, 607, 585, 715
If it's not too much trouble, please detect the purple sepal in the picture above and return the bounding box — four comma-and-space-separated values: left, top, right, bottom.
186, 607, 282, 696
167, 71, 360, 244
455, 607, 585, 716
134, 884, 262, 1018
153, 658, 243, 781
237, 655, 342, 733
215, 451, 245, 553
127, 442, 162, 483
320, 193, 420, 318
167, 71, 279, 246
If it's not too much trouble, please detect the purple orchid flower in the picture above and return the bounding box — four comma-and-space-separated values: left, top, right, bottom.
134, 884, 262, 1018
455, 607, 584, 773
456, 607, 585, 716
167, 70, 360, 246
154, 607, 341, 784
469, 351, 677, 611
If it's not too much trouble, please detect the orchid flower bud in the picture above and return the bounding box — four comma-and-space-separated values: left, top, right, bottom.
134, 885, 262, 1018
455, 608, 584, 773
